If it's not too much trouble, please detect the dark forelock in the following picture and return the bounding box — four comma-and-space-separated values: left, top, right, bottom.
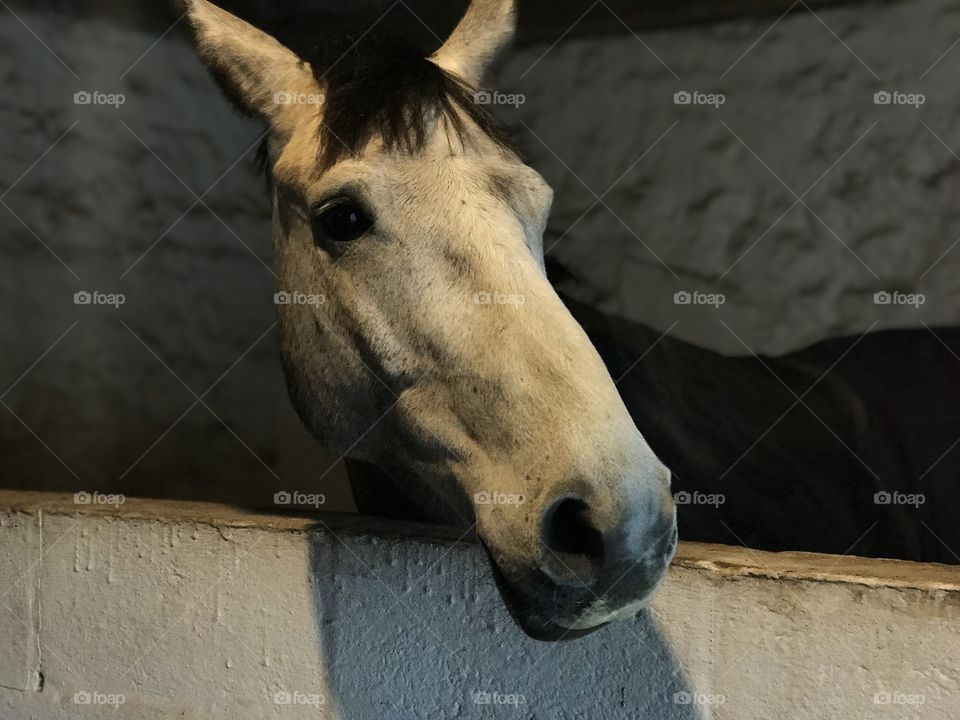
308, 29, 514, 170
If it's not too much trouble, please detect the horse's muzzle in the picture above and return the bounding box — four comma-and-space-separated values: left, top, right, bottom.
481, 489, 678, 641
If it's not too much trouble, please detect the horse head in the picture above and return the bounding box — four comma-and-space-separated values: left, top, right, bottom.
183, 0, 677, 640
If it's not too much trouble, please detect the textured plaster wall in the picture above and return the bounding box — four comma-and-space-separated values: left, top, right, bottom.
0, 8, 349, 508
486, 0, 960, 353
0, 499, 957, 719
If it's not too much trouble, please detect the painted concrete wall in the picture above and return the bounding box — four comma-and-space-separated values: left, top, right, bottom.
0, 494, 957, 719
486, 0, 960, 353
0, 5, 351, 510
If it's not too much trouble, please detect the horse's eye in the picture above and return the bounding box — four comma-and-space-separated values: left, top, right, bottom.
313, 200, 373, 243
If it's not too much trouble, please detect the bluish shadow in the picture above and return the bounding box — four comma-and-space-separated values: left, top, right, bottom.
307, 524, 700, 720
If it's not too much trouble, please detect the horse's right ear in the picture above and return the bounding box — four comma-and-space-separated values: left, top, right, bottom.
431, 0, 516, 86
181, 0, 318, 133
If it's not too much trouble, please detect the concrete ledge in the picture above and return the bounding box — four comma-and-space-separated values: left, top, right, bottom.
3, 491, 959, 591
0, 491, 958, 719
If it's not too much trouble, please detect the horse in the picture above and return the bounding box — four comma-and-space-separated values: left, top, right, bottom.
181, 0, 678, 641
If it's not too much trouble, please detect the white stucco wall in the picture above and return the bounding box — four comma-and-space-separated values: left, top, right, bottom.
487, 0, 960, 353
0, 494, 957, 719
0, 8, 350, 507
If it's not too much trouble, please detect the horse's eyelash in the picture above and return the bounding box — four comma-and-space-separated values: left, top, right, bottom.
312, 193, 365, 215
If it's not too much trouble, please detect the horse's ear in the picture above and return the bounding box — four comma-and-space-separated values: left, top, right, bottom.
431, 0, 516, 86
181, 0, 318, 132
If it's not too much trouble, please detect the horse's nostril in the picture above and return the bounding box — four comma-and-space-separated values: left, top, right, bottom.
540, 498, 605, 582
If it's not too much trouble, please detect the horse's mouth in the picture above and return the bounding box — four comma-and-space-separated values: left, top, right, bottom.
481, 541, 608, 642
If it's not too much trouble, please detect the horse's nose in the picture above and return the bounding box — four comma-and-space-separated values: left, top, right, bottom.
540, 497, 606, 583
538, 485, 677, 590
479, 466, 677, 638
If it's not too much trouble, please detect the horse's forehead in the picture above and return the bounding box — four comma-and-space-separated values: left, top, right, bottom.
274, 118, 516, 198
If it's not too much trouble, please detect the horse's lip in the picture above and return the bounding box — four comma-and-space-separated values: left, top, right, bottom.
518, 617, 606, 642
480, 540, 607, 642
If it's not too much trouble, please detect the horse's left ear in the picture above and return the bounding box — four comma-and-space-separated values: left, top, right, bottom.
181, 0, 317, 135
431, 0, 516, 86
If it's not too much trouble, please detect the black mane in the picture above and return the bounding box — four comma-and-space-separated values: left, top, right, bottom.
258, 29, 515, 190
309, 29, 513, 170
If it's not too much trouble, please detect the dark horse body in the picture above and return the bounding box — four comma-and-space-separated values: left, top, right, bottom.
571, 298, 960, 565
354, 295, 960, 565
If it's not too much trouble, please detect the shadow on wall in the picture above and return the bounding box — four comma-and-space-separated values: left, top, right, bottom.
307, 531, 699, 720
